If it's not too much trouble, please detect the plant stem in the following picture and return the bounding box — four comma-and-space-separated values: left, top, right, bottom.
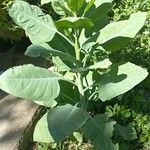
74, 29, 84, 98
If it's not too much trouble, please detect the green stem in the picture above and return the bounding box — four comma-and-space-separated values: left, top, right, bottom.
74, 29, 85, 100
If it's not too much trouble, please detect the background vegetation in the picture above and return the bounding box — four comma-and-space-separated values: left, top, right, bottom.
0, 0, 149, 149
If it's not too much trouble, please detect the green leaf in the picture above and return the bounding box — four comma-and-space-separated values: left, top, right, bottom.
33, 112, 54, 143
41, 0, 52, 5
56, 80, 80, 104
67, 0, 85, 13
49, 33, 75, 57
52, 57, 72, 71
0, 64, 63, 107
89, 59, 112, 69
52, 0, 71, 16
8, 0, 56, 44
98, 62, 148, 101
115, 123, 137, 141
25, 44, 79, 65
87, 12, 147, 51
47, 104, 90, 143
83, 0, 95, 15
85, 0, 112, 37
82, 114, 119, 150
55, 17, 93, 29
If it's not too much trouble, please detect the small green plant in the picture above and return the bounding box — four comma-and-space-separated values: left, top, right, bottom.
0, 0, 149, 149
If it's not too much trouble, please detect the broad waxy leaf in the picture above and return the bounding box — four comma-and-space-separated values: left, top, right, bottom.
55, 17, 93, 29
98, 62, 148, 101
67, 0, 85, 13
82, 114, 119, 150
33, 112, 54, 143
99, 12, 147, 42
25, 44, 79, 65
47, 104, 90, 143
0, 64, 63, 107
85, 12, 147, 51
99, 12, 147, 51
8, 0, 56, 44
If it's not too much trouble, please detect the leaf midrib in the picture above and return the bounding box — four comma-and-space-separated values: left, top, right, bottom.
9, 4, 73, 45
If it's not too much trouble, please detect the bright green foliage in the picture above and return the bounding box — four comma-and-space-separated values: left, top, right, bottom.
0, 0, 149, 149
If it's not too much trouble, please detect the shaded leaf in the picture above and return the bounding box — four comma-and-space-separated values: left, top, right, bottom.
56, 80, 80, 105
49, 33, 75, 57
25, 44, 79, 65
47, 104, 90, 143
82, 114, 119, 150
115, 123, 137, 141
83, 0, 96, 15
85, 0, 112, 37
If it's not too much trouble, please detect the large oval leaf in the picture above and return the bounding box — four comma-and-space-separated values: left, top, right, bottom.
47, 104, 90, 143
0, 64, 62, 107
8, 0, 57, 44
84, 12, 147, 51
25, 44, 79, 65
98, 62, 148, 101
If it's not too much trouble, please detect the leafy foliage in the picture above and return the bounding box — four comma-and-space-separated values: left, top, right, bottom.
110, 0, 150, 71
0, 0, 149, 149
0, 0, 24, 40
